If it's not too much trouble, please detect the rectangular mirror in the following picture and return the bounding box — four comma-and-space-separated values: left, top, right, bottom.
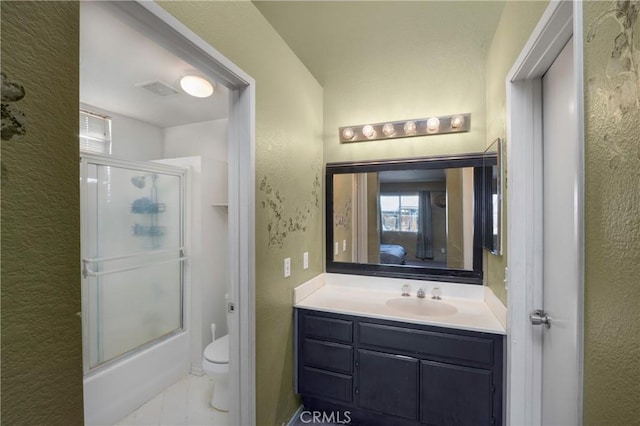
483, 139, 502, 255
326, 154, 496, 284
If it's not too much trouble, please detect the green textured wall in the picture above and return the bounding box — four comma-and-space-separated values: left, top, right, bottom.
158, 2, 324, 425
484, 1, 549, 303
583, 1, 640, 423
1, 1, 84, 424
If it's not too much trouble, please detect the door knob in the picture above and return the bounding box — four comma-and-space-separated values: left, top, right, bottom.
530, 309, 552, 328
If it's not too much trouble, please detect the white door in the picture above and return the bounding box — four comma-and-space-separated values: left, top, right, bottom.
539, 37, 581, 425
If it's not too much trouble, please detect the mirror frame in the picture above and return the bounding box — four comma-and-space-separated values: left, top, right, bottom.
326, 153, 497, 285
482, 138, 503, 255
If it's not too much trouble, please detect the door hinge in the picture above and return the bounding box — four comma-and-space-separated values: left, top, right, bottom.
227, 302, 236, 313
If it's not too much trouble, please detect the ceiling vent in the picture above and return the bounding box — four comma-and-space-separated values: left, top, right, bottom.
136, 81, 179, 97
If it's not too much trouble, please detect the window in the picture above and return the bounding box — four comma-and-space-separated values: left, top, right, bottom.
380, 194, 419, 232
80, 110, 112, 154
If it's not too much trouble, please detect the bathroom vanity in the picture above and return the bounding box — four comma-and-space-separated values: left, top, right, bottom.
297, 151, 507, 424
294, 276, 506, 426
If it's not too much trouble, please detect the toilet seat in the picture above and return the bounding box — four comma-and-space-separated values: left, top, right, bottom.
204, 334, 229, 364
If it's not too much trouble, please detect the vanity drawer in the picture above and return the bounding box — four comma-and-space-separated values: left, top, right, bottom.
303, 338, 353, 374
358, 322, 494, 365
302, 367, 353, 404
303, 313, 353, 344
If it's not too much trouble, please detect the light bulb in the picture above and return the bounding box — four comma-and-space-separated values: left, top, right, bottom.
362, 125, 376, 139
426, 117, 440, 133
451, 115, 465, 129
403, 121, 417, 134
342, 127, 355, 140
382, 123, 395, 137
180, 75, 214, 98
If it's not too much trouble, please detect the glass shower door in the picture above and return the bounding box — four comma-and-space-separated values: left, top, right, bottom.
81, 155, 186, 372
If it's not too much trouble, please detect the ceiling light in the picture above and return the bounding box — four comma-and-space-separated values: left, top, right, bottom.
180, 75, 214, 98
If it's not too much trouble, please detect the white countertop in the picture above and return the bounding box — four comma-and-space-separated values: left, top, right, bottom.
294, 273, 506, 335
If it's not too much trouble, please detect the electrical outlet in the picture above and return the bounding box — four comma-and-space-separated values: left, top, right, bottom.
504, 267, 509, 290
284, 258, 291, 278
335, 242, 339, 256
303, 252, 309, 269
343, 240, 347, 252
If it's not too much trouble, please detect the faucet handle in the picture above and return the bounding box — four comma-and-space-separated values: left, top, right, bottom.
431, 287, 442, 300
401, 284, 411, 297
417, 288, 426, 298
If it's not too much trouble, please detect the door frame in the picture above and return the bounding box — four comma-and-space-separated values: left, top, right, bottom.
505, 1, 584, 425
120, 3, 256, 424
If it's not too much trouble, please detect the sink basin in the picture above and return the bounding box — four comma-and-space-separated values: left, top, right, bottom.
385, 298, 458, 317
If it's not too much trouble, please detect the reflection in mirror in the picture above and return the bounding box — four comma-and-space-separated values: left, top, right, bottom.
326, 154, 490, 284
333, 169, 476, 270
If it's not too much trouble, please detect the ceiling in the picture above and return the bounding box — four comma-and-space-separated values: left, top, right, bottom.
253, 1, 506, 86
80, 2, 229, 129
80, 1, 505, 128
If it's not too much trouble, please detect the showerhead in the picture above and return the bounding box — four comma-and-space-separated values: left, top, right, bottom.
131, 174, 159, 189
131, 176, 146, 189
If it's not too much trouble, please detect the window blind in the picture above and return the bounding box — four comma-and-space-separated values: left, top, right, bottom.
80, 110, 112, 154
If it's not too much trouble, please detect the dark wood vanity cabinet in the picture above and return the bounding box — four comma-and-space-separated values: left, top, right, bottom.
295, 308, 504, 426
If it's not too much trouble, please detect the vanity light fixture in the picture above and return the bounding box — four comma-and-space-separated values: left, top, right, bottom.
403, 120, 417, 135
342, 127, 356, 140
338, 113, 471, 143
362, 125, 376, 139
382, 123, 396, 137
450, 115, 465, 129
180, 75, 214, 98
426, 117, 440, 133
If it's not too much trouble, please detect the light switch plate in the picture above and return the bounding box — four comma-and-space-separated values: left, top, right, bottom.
284, 258, 291, 278
342, 240, 347, 252
334, 242, 339, 256
303, 252, 309, 269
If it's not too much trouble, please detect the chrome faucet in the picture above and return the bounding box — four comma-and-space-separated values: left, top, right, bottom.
401, 284, 411, 297
431, 287, 442, 300
417, 288, 426, 298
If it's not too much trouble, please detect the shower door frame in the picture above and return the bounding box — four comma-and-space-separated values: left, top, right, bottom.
80, 153, 188, 374
115, 3, 257, 425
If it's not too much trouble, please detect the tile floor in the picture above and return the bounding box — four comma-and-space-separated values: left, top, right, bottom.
114, 374, 228, 426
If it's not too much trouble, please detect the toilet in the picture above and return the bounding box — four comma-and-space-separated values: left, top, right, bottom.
202, 324, 229, 412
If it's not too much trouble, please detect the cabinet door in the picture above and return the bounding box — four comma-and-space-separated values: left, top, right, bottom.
358, 349, 419, 421
421, 360, 493, 425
